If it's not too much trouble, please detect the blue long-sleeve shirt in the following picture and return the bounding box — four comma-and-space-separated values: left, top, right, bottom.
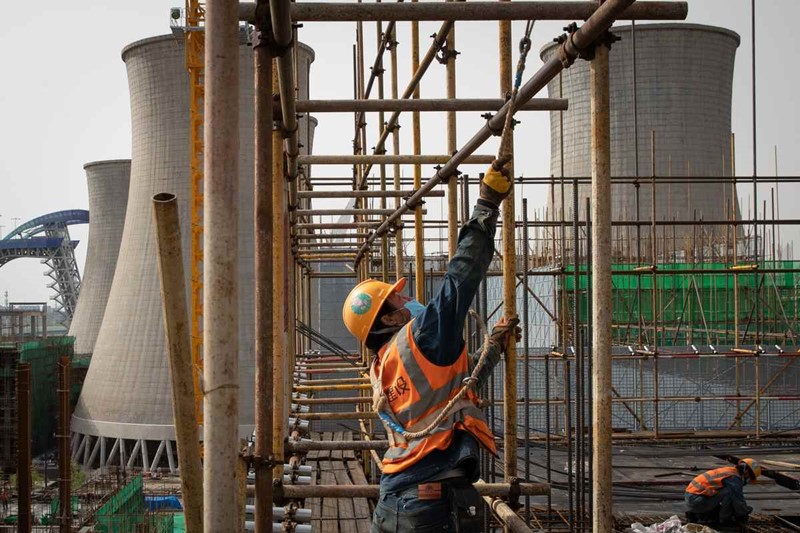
380, 200, 500, 494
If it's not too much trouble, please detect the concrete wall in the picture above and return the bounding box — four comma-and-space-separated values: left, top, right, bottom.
68, 160, 131, 355
73, 34, 315, 445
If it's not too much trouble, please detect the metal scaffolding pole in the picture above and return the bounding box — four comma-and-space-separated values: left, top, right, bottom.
590, 29, 613, 533
153, 193, 204, 533
57, 357, 71, 533
17, 363, 32, 533
253, 17, 274, 533
269, 0, 300, 179
299, 154, 494, 165
295, 98, 567, 113
446, 4, 458, 258
389, 19, 404, 282
238, 2, 688, 22
498, 1, 518, 488
411, 3, 425, 301
203, 0, 240, 529
272, 58, 288, 483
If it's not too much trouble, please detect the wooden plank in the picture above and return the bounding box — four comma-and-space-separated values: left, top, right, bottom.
342, 431, 356, 460
319, 458, 339, 533
346, 460, 372, 533
307, 431, 321, 460
308, 460, 322, 533
331, 456, 357, 533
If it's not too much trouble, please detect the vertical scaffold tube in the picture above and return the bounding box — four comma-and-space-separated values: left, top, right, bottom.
411, 0, 425, 301
590, 38, 613, 533
272, 59, 288, 481
446, 7, 458, 258
498, 3, 517, 487
390, 23, 403, 282
57, 357, 71, 533
17, 363, 32, 533
153, 193, 204, 533
204, 0, 240, 529
253, 22, 274, 533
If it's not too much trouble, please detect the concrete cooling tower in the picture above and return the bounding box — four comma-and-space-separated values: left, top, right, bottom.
72, 34, 316, 471
541, 24, 740, 256
68, 160, 131, 356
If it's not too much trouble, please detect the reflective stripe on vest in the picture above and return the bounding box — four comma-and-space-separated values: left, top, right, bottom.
685, 467, 738, 497
371, 321, 497, 474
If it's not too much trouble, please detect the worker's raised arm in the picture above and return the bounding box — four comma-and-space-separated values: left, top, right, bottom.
411, 162, 513, 365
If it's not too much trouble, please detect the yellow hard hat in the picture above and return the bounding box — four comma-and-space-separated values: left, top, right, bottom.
739, 458, 761, 480
342, 278, 406, 343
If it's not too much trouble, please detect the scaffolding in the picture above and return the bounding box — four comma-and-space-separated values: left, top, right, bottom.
160, 0, 800, 532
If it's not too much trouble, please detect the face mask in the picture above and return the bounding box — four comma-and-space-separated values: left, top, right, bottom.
403, 300, 426, 319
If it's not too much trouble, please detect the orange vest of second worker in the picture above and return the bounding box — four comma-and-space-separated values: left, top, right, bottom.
370, 320, 497, 474
686, 466, 740, 497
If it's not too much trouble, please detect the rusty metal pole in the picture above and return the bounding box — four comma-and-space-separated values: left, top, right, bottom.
272, 59, 288, 480
389, 23, 404, 282
204, 0, 240, 529
446, 6, 458, 258
17, 362, 31, 533
499, 2, 518, 488
153, 193, 204, 533
57, 356, 71, 533
253, 19, 274, 533
590, 34, 613, 533
411, 2, 425, 301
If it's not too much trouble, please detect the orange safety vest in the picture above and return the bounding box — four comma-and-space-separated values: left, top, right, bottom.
686, 466, 739, 497
370, 321, 497, 474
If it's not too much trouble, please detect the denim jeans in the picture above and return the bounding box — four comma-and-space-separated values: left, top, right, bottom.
371, 477, 483, 533
685, 489, 740, 524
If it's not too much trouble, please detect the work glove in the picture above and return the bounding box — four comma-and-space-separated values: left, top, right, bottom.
479, 156, 513, 208
489, 316, 521, 353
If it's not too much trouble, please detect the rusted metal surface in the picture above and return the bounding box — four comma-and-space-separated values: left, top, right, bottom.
57, 357, 71, 533
590, 16, 614, 533
296, 98, 567, 113
239, 2, 689, 22
17, 363, 31, 533
203, 0, 241, 528
152, 193, 204, 533
253, 19, 274, 533
297, 154, 494, 165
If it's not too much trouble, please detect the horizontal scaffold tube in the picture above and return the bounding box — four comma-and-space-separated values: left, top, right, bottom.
293, 383, 372, 392
294, 412, 378, 421
287, 440, 389, 452
293, 233, 371, 240
239, 2, 688, 22
293, 397, 371, 405
298, 154, 495, 165
295, 98, 567, 112
255, 482, 550, 499
295, 223, 382, 230
297, 190, 445, 199
354, 0, 687, 266
295, 209, 397, 216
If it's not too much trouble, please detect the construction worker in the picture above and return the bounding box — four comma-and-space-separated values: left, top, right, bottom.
685, 458, 761, 526
343, 161, 519, 533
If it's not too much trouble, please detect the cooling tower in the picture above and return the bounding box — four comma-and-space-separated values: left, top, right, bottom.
68, 160, 131, 355
541, 24, 740, 256
71, 34, 315, 470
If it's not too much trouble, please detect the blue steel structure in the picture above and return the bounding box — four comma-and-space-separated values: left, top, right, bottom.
0, 210, 89, 325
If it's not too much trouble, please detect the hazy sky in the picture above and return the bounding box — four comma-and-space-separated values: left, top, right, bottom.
1, 0, 798, 303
